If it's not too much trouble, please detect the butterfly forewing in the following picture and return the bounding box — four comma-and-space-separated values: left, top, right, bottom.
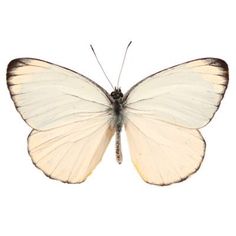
124, 58, 228, 129
7, 58, 112, 130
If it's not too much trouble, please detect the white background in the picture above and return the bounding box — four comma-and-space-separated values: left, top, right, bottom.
0, 1, 235, 235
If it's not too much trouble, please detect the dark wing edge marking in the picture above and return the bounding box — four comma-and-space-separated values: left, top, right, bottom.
6, 57, 113, 103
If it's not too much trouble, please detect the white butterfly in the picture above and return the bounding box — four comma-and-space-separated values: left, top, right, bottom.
7, 44, 228, 185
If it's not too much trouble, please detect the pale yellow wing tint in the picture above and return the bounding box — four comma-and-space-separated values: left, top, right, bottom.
125, 113, 205, 185
7, 58, 112, 130
125, 58, 228, 129
28, 114, 114, 183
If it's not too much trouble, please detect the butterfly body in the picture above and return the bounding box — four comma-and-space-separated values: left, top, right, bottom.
7, 57, 228, 185
111, 88, 124, 164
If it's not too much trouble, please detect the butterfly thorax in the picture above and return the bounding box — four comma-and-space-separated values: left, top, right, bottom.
111, 88, 123, 116
111, 88, 124, 164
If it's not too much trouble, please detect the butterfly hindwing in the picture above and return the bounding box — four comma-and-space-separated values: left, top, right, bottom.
125, 113, 205, 185
28, 115, 114, 183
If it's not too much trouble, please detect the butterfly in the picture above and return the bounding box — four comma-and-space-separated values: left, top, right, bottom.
6, 43, 228, 185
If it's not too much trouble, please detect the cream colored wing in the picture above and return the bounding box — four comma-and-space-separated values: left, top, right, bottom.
125, 113, 205, 185
7, 58, 114, 183
7, 58, 112, 130
124, 58, 228, 185
29, 114, 114, 183
124, 58, 228, 129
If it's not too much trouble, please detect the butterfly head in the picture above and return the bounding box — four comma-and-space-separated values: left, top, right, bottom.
111, 88, 123, 100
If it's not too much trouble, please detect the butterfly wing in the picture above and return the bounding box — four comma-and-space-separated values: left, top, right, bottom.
7, 58, 114, 183
28, 115, 114, 183
124, 58, 228, 185
7, 58, 112, 130
125, 113, 205, 185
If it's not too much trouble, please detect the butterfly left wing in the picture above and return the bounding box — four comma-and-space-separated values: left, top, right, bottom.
7, 58, 115, 183
124, 58, 228, 185
124, 58, 228, 129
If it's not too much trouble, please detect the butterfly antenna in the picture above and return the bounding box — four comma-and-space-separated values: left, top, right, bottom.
117, 41, 132, 88
90, 44, 115, 90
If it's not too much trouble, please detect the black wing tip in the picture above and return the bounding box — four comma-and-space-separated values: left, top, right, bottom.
7, 59, 19, 78
208, 58, 229, 79
207, 58, 229, 87
208, 58, 228, 71
7, 58, 21, 69
7, 58, 28, 69
7, 58, 30, 79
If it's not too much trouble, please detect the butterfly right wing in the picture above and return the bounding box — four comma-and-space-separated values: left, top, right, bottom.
28, 114, 114, 183
7, 58, 112, 130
